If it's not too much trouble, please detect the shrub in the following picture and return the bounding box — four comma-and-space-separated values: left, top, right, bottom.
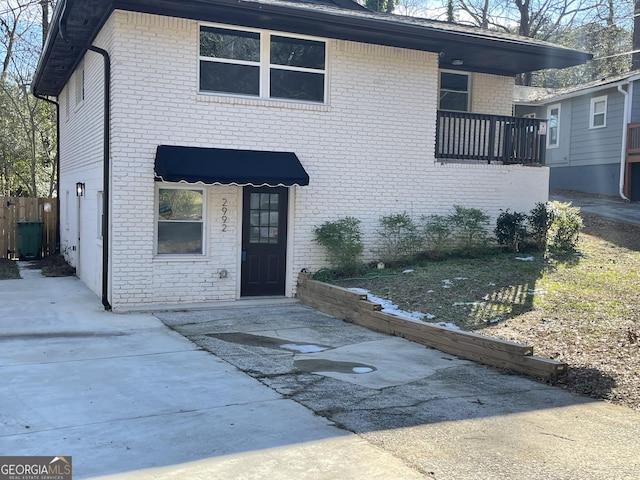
314, 217, 363, 276
421, 214, 454, 258
495, 210, 528, 252
547, 201, 583, 251
375, 212, 423, 263
528, 202, 550, 250
450, 205, 491, 250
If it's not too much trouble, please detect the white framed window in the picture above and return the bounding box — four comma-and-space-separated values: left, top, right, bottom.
156, 187, 206, 255
590, 95, 607, 129
199, 25, 327, 103
547, 104, 560, 148
439, 71, 470, 111
75, 59, 85, 106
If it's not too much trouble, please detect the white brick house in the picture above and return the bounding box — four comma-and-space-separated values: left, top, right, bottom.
33, 0, 590, 311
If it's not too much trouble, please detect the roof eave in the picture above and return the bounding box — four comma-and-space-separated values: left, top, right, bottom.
33, 0, 592, 96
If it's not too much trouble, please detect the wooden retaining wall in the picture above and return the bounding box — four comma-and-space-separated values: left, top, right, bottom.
297, 274, 567, 380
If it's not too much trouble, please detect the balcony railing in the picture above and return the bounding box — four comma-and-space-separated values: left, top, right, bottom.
435, 111, 546, 165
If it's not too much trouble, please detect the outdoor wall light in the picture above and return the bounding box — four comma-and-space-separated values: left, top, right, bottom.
76, 182, 85, 197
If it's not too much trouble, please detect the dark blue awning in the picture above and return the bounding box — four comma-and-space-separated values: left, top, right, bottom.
154, 145, 309, 187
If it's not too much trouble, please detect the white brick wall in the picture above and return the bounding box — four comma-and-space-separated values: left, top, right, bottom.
58, 15, 115, 297
61, 10, 548, 309
472, 73, 515, 116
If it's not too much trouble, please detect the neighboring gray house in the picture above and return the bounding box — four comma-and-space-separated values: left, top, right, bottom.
515, 71, 640, 200
32, 0, 589, 311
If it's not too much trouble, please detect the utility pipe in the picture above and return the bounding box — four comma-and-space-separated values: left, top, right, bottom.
32, 93, 60, 254
617, 84, 630, 201
59, 0, 112, 310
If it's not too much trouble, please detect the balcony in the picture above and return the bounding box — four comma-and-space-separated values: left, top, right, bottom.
435, 111, 546, 165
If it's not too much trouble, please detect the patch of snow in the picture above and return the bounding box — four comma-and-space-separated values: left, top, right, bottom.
435, 322, 460, 330
402, 269, 414, 274
426, 289, 434, 293
349, 287, 369, 295
488, 282, 496, 286
482, 294, 491, 301
348, 288, 434, 322
352, 367, 374, 374
454, 277, 468, 280
488, 317, 502, 324
280, 344, 328, 353
515, 256, 535, 261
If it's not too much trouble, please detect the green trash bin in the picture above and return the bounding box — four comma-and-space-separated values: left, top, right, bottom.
16, 221, 43, 260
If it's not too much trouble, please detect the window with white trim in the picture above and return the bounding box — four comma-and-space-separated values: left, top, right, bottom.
439, 71, 469, 111
547, 104, 560, 148
199, 25, 326, 103
75, 59, 85, 106
590, 95, 607, 128
157, 187, 205, 255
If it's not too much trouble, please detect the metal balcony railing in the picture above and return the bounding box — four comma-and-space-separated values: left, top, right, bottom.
435, 111, 546, 165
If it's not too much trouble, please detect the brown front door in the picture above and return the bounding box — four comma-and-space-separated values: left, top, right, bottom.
241, 186, 288, 296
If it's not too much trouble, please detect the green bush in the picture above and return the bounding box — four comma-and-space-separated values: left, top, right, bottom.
450, 205, 491, 250
528, 202, 550, 250
375, 212, 423, 263
421, 214, 454, 258
495, 210, 528, 252
314, 217, 364, 276
547, 201, 583, 251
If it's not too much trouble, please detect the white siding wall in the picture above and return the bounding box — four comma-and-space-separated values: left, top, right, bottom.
65, 10, 547, 309
58, 15, 114, 297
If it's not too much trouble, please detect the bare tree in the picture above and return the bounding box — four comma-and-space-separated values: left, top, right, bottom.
0, 0, 56, 197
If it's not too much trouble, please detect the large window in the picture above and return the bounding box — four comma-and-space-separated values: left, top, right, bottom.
439, 72, 469, 111
547, 104, 560, 148
199, 26, 326, 102
590, 95, 607, 128
157, 188, 205, 255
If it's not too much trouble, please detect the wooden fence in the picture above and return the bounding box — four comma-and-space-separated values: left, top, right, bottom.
297, 274, 567, 380
0, 197, 57, 260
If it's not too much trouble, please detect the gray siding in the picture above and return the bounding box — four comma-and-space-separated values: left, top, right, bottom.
631, 79, 640, 124
549, 163, 620, 196
568, 88, 624, 167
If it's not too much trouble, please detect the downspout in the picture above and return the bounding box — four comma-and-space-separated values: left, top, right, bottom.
32, 93, 60, 254
618, 84, 630, 201
59, 0, 112, 310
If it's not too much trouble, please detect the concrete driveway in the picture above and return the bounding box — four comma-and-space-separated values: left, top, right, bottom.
2, 268, 640, 479
550, 190, 640, 227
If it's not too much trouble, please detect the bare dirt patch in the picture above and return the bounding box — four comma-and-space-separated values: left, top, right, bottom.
26, 255, 76, 277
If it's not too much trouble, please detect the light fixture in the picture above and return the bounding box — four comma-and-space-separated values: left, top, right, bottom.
451, 59, 464, 66
76, 182, 85, 197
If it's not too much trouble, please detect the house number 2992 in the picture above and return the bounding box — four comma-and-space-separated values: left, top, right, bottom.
221, 198, 228, 232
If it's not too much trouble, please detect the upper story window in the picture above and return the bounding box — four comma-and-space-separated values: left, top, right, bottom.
547, 104, 560, 148
75, 59, 85, 106
439, 71, 469, 111
199, 25, 326, 103
590, 95, 607, 129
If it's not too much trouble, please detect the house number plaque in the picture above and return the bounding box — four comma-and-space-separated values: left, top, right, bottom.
221, 198, 228, 232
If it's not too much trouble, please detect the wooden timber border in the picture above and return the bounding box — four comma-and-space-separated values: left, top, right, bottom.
297, 274, 567, 380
